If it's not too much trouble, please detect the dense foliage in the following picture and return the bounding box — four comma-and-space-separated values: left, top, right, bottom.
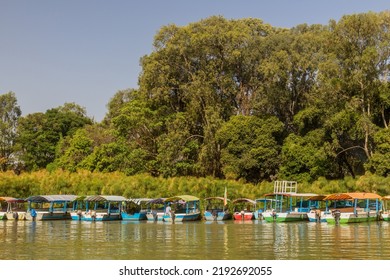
1, 12, 389, 198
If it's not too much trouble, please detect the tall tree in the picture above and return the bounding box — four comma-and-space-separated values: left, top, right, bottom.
0, 92, 21, 171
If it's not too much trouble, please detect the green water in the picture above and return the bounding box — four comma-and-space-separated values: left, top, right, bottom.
1, 220, 390, 260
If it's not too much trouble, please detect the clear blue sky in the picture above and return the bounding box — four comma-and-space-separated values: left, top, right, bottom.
1, 1, 389, 121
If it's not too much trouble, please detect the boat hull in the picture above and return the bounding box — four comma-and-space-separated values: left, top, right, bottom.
307, 210, 327, 222
163, 212, 200, 222
204, 211, 232, 221
325, 211, 379, 224
121, 212, 147, 221
263, 211, 308, 222
233, 212, 254, 220
27, 211, 72, 221
71, 212, 122, 221
146, 212, 164, 221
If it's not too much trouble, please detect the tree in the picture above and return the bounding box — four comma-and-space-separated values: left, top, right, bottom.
17, 103, 93, 170
216, 115, 283, 182
0, 92, 21, 171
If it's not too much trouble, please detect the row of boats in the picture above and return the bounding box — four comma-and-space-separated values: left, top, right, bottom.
1, 181, 390, 224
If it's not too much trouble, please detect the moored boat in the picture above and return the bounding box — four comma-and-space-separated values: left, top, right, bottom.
323, 192, 382, 224
306, 195, 328, 222
262, 181, 318, 222
121, 198, 152, 221
204, 197, 232, 221
145, 198, 165, 221
70, 195, 126, 221
232, 198, 257, 220
381, 195, 390, 221
0, 197, 27, 220
26, 195, 77, 221
163, 195, 200, 222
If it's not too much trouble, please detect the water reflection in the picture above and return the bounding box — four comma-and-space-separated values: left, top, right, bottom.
1, 220, 390, 260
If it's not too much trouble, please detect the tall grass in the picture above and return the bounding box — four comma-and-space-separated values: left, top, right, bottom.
1, 170, 389, 199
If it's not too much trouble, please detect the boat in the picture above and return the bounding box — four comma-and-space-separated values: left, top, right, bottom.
262, 181, 318, 222
306, 195, 328, 222
163, 195, 201, 222
323, 192, 382, 224
145, 198, 166, 221
26, 195, 77, 220
0, 197, 27, 220
255, 198, 276, 220
232, 198, 257, 220
70, 195, 126, 221
380, 195, 390, 221
203, 197, 232, 221
121, 198, 152, 221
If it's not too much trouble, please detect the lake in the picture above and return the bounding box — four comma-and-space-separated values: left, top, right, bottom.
1, 219, 390, 260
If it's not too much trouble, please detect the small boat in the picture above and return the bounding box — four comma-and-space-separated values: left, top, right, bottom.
232, 198, 257, 220
145, 198, 166, 221
163, 195, 201, 222
26, 195, 77, 221
306, 195, 328, 222
203, 197, 232, 221
323, 192, 382, 224
381, 195, 390, 221
0, 197, 27, 220
255, 198, 276, 220
261, 181, 319, 222
121, 198, 152, 221
70, 195, 126, 221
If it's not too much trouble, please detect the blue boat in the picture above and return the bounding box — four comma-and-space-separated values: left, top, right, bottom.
121, 198, 152, 221
70, 195, 126, 221
145, 198, 166, 221
163, 195, 200, 222
26, 195, 77, 221
204, 197, 232, 221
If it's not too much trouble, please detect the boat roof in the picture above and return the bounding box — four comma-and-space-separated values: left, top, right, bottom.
382, 195, 390, 200
204, 197, 230, 202
232, 198, 256, 205
0, 197, 25, 203
324, 192, 382, 201
26, 195, 77, 203
84, 195, 126, 202
165, 195, 199, 202
307, 195, 327, 201
264, 193, 318, 198
146, 198, 166, 204
255, 198, 277, 202
126, 198, 152, 205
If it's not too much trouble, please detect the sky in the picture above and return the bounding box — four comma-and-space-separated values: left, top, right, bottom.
1, 1, 389, 122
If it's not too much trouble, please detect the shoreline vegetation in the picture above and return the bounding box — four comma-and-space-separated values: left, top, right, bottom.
1, 170, 389, 200
1, 11, 390, 198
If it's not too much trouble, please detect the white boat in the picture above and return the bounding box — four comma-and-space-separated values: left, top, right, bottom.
0, 197, 27, 220
26, 195, 77, 220
323, 192, 382, 224
70, 195, 126, 221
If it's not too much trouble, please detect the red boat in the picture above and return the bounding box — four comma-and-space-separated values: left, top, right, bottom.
232, 198, 257, 220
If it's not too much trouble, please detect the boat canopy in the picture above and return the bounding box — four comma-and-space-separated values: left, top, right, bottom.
26, 195, 77, 203
84, 195, 126, 202
264, 193, 318, 198
126, 198, 152, 205
146, 198, 166, 204
307, 195, 327, 201
324, 192, 382, 201
204, 197, 230, 202
165, 195, 199, 202
0, 197, 25, 203
382, 195, 390, 200
232, 198, 256, 205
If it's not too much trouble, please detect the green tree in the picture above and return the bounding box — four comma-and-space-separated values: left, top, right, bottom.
216, 115, 283, 182
0, 92, 21, 171
17, 103, 93, 170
